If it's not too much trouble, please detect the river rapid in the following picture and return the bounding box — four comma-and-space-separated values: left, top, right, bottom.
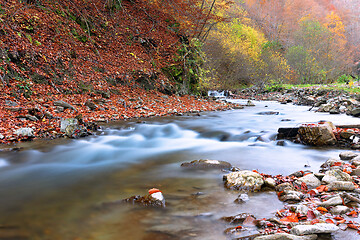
0, 99, 359, 240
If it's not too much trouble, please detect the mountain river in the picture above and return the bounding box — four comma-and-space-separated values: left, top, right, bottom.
0, 99, 359, 240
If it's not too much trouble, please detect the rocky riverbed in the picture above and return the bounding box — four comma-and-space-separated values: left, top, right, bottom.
235, 87, 360, 118
123, 151, 360, 239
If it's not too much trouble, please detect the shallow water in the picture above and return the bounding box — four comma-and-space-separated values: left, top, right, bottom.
0, 100, 359, 240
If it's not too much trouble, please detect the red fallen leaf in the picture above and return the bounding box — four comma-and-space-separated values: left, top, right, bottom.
277, 191, 284, 197
334, 216, 344, 220
348, 224, 359, 230
280, 214, 299, 223
308, 189, 319, 197
317, 207, 328, 213
267, 222, 275, 227
307, 210, 316, 220
337, 219, 346, 225
235, 226, 243, 230
301, 182, 308, 191
347, 210, 358, 217
315, 185, 327, 193
326, 219, 334, 224
310, 219, 320, 224
243, 216, 257, 226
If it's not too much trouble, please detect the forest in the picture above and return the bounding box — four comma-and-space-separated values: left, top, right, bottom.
159, 0, 360, 89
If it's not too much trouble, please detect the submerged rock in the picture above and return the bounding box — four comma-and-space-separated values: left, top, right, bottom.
221, 213, 254, 224
234, 193, 250, 203
290, 223, 339, 235
224, 170, 264, 191
181, 159, 231, 170
122, 188, 165, 207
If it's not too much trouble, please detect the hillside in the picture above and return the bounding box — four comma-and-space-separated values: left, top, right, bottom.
0, 0, 230, 144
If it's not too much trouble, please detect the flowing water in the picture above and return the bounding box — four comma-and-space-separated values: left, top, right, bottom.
0, 100, 359, 240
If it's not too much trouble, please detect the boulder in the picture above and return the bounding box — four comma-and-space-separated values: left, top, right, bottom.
327, 181, 355, 191
290, 223, 339, 235
339, 151, 359, 160
60, 118, 78, 132
294, 174, 321, 190
350, 108, 360, 117
53, 100, 77, 111
224, 170, 264, 191
275, 183, 294, 192
351, 167, 360, 176
298, 122, 337, 146
254, 233, 317, 240
279, 190, 303, 202
319, 195, 346, 207
85, 99, 99, 111
181, 159, 231, 170
330, 205, 350, 215
265, 178, 276, 188
14, 128, 35, 137
322, 169, 352, 184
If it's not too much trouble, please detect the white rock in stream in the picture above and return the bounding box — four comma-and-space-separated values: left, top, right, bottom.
294, 174, 321, 190
328, 181, 355, 191
290, 223, 339, 235
322, 169, 352, 184
254, 233, 317, 240
224, 170, 264, 191
14, 127, 35, 137
330, 205, 350, 215
339, 151, 359, 160
319, 195, 344, 207
265, 178, 276, 188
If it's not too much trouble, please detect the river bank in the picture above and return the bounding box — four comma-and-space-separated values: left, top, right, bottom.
0, 87, 236, 145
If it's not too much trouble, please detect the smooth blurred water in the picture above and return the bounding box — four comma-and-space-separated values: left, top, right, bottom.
0, 100, 358, 240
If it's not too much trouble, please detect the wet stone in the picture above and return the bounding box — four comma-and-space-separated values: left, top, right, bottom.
322, 169, 352, 184
234, 193, 249, 204
330, 205, 350, 215
294, 174, 321, 190
265, 178, 276, 188
327, 181, 355, 191
319, 195, 347, 207
254, 233, 318, 240
122, 194, 165, 207
221, 213, 255, 224
339, 151, 359, 160
275, 183, 294, 192
224, 170, 264, 191
290, 223, 339, 235
181, 159, 231, 170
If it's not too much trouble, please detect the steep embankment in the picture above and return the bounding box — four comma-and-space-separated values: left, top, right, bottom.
0, 0, 230, 143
